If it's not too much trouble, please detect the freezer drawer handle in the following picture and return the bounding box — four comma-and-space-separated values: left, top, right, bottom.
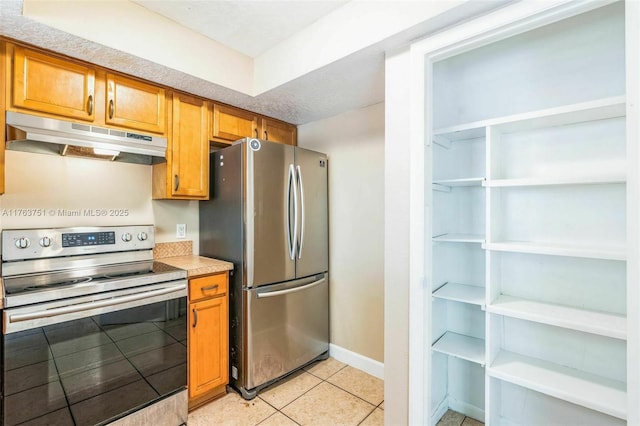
257, 277, 325, 299
8, 284, 186, 324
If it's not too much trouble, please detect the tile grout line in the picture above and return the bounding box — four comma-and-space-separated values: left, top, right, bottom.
324, 379, 380, 408
253, 361, 383, 426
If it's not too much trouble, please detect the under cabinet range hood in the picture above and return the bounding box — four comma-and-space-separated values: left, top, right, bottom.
5, 111, 167, 164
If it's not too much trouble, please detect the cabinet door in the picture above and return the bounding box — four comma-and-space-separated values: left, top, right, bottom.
12, 46, 95, 121
170, 93, 210, 198
189, 295, 228, 399
106, 73, 166, 134
261, 117, 297, 145
212, 103, 258, 143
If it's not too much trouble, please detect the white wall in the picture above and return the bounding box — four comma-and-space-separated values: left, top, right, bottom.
298, 102, 385, 363
0, 151, 199, 252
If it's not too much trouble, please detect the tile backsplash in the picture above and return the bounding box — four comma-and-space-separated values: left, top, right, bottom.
153, 241, 193, 259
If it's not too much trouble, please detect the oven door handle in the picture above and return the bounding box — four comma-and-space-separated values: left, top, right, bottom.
8, 284, 186, 324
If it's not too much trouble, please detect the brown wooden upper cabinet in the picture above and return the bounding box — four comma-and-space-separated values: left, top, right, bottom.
210, 103, 297, 146
11, 45, 96, 121
8, 44, 166, 136
153, 92, 209, 200
211, 103, 258, 143
261, 117, 297, 145
106, 73, 166, 135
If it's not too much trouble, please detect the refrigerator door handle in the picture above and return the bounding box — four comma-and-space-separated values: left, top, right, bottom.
296, 165, 305, 259
287, 164, 298, 260
256, 277, 326, 299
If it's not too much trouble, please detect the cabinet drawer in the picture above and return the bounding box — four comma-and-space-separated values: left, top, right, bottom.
189, 273, 227, 301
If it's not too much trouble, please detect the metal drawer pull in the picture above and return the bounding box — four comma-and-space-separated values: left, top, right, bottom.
257, 278, 325, 299
201, 284, 219, 292
9, 285, 185, 323
193, 308, 198, 328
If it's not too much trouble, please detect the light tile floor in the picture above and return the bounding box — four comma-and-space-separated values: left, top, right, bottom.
436, 409, 484, 426
188, 358, 384, 426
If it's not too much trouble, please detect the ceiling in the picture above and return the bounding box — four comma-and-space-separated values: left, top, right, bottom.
0, 1, 510, 125
132, 0, 348, 58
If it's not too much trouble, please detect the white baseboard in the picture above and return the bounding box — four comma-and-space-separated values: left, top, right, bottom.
329, 343, 384, 379
449, 398, 485, 423
431, 397, 449, 425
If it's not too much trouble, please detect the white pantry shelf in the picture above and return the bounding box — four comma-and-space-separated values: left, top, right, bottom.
488, 351, 626, 420
487, 295, 626, 340
433, 96, 625, 144
485, 241, 626, 261
433, 234, 485, 244
433, 282, 485, 308
434, 177, 485, 187
484, 174, 626, 188
432, 331, 485, 366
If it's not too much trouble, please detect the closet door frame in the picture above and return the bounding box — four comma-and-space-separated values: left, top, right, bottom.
406, 1, 639, 424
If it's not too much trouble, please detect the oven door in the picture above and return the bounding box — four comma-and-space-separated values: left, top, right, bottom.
2, 281, 187, 426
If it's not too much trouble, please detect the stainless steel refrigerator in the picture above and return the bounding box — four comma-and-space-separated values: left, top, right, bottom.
199, 138, 329, 399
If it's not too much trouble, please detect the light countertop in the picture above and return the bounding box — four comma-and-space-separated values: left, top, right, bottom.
158, 255, 233, 278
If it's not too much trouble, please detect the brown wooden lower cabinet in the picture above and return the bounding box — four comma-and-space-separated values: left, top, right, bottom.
188, 272, 229, 409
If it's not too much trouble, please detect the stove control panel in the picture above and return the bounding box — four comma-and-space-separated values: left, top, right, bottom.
1, 225, 155, 261
62, 231, 116, 247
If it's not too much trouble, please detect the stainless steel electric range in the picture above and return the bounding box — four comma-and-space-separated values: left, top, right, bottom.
0, 225, 188, 426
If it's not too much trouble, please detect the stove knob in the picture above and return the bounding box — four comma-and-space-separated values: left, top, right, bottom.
39, 236, 52, 247
122, 233, 133, 242
15, 237, 30, 249
137, 232, 148, 241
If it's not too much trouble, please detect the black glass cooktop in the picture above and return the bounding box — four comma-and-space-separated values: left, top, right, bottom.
3, 261, 183, 296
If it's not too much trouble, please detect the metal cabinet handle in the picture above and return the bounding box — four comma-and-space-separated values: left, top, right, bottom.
87, 95, 93, 115
201, 284, 219, 292
109, 99, 114, 119
193, 308, 198, 328
174, 174, 179, 191
264, 130, 268, 140
254, 128, 258, 138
